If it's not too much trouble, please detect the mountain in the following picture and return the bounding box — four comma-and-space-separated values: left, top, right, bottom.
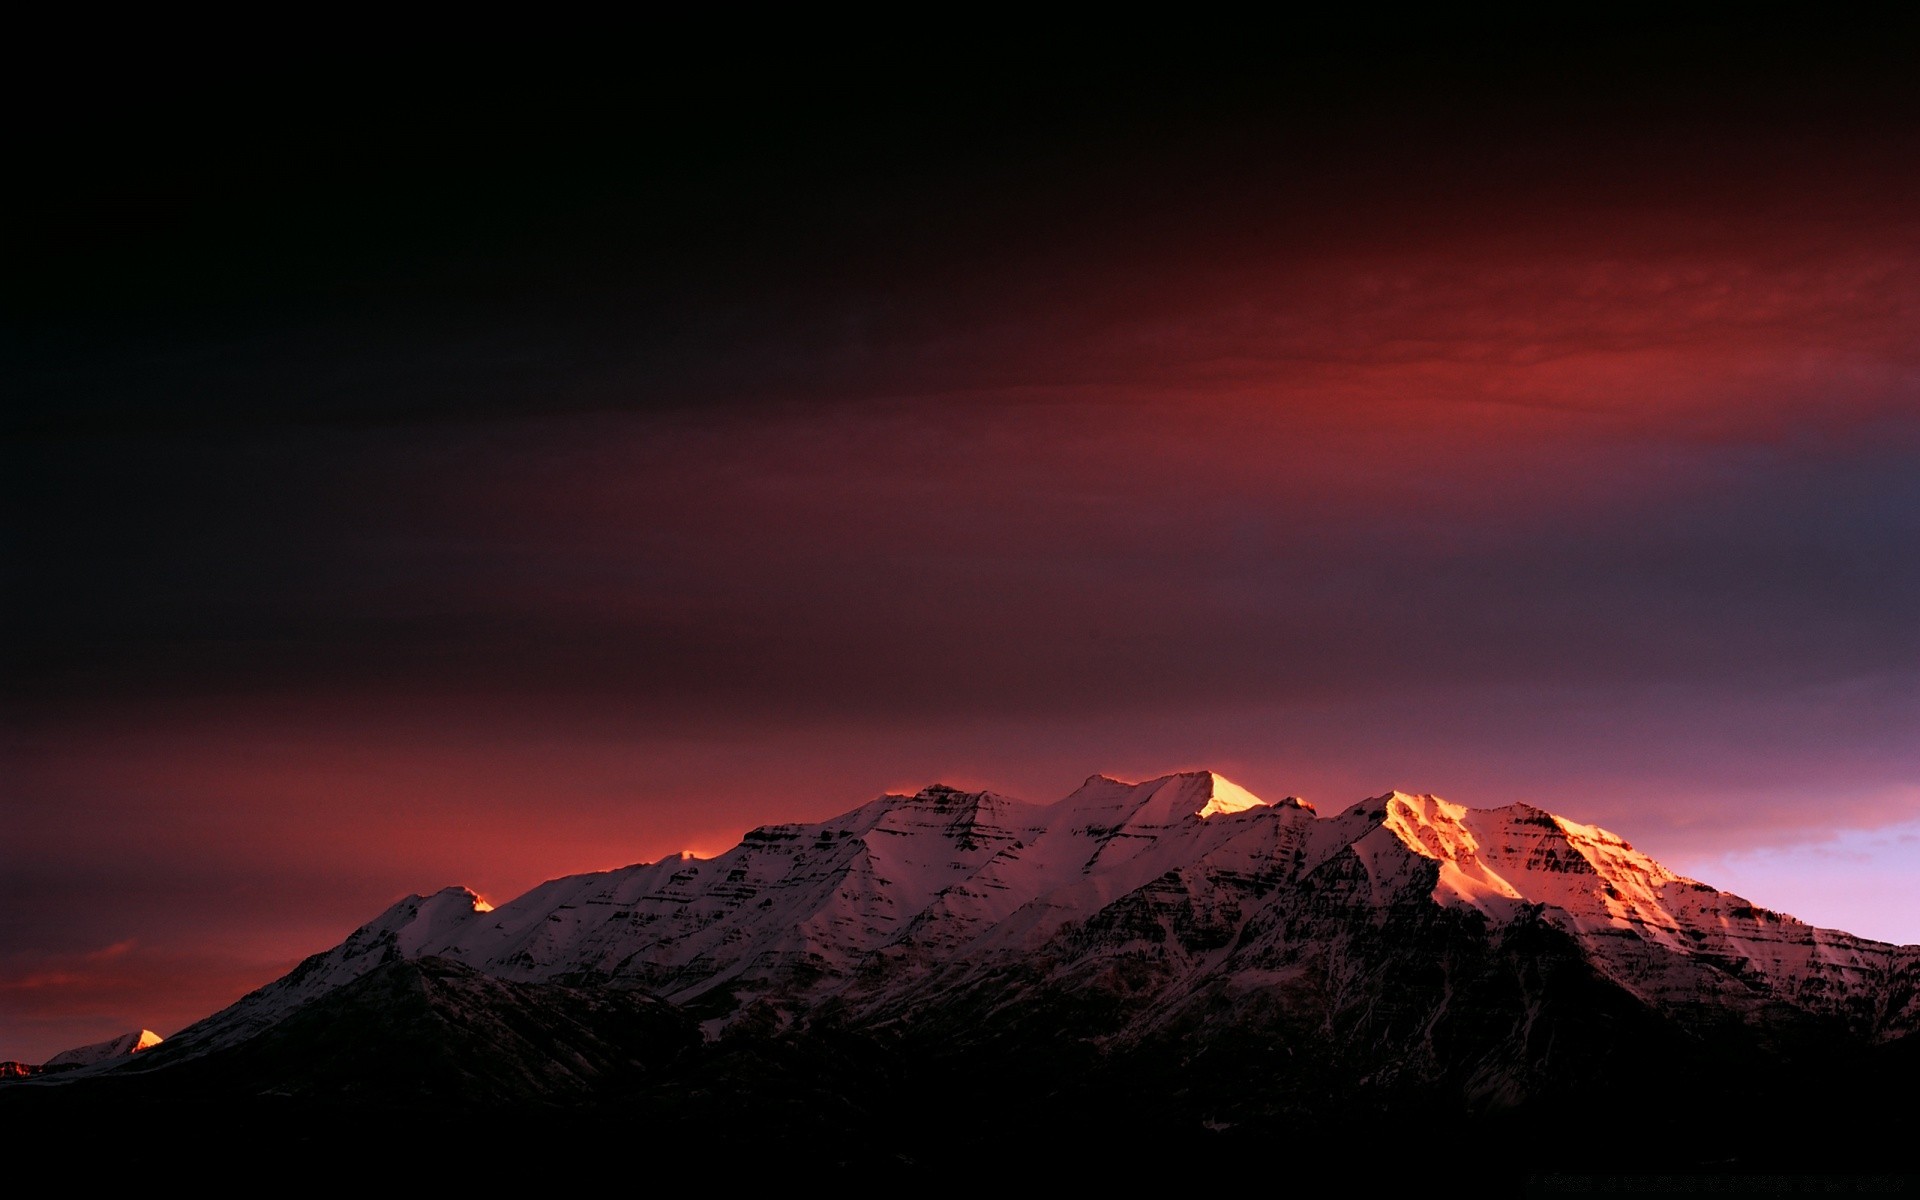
165, 772, 1920, 1055
11, 771, 1919, 1177
41, 1029, 162, 1071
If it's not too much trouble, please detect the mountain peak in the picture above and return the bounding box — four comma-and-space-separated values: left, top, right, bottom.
341, 885, 495, 959
855, 782, 996, 811
428, 884, 493, 913
1059, 770, 1268, 827
43, 1028, 162, 1069
1185, 770, 1268, 818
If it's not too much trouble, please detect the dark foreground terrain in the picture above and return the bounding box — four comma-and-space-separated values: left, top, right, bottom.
6, 957, 1915, 1190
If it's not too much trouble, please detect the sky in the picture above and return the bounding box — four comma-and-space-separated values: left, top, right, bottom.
5, 18, 1917, 1062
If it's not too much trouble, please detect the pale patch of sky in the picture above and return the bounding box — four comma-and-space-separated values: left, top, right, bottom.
1670, 818, 1920, 947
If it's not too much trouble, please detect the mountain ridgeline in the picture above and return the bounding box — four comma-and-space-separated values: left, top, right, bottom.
14, 772, 1920, 1175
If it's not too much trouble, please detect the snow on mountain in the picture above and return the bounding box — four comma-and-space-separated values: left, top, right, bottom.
1349, 790, 1912, 1025
42, 1029, 162, 1069
162, 771, 1920, 1058
164, 886, 495, 1053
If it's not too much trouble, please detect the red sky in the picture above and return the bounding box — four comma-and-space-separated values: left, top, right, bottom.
5, 19, 1918, 1062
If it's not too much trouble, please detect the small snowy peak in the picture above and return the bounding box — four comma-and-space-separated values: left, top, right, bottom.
159, 885, 501, 1057
846, 794, 1046, 923
44, 1029, 162, 1069
1194, 773, 1268, 819
1117, 774, 1197, 827
833, 785, 1036, 838
938, 775, 1284, 950
1329, 792, 1399, 824
1544, 812, 1678, 884
1459, 804, 1695, 941
1056, 774, 1154, 823
867, 785, 1047, 847
1379, 792, 1473, 860
393, 887, 494, 957
1372, 793, 1529, 918
1347, 793, 1702, 933
1336, 793, 1705, 934
1261, 789, 1914, 1022
1342, 821, 1453, 908
1030, 773, 1243, 878
1057, 771, 1267, 832
1304, 792, 1401, 868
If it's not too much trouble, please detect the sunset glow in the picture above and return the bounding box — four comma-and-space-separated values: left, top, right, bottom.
5, 20, 1917, 1064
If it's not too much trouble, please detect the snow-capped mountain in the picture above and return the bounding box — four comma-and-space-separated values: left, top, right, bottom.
17, 770, 1920, 1176
0, 1029, 164, 1079
41, 1029, 162, 1070
164, 771, 1920, 1063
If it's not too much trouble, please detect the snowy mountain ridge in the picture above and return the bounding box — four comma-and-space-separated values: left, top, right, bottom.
164, 770, 1920, 1058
